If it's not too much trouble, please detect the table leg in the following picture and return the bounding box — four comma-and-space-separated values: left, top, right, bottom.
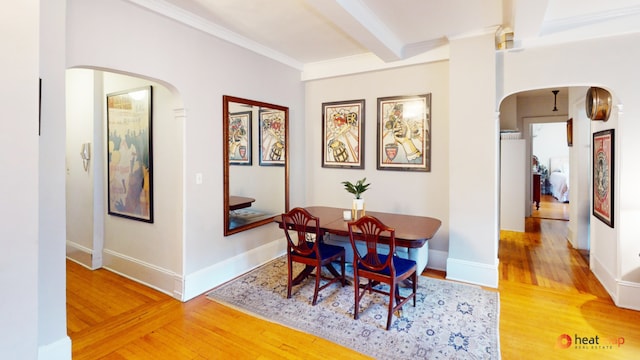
292, 265, 314, 285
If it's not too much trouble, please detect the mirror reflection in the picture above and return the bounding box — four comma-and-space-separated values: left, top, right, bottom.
223, 95, 289, 235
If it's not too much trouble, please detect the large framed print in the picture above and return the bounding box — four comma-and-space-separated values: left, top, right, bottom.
228, 111, 252, 165
107, 86, 154, 223
322, 99, 365, 169
259, 110, 286, 166
593, 129, 614, 228
377, 94, 431, 171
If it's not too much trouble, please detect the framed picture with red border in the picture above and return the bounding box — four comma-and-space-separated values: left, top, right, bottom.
593, 129, 614, 227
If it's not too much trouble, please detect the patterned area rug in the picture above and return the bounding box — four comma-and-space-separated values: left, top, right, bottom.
207, 256, 500, 359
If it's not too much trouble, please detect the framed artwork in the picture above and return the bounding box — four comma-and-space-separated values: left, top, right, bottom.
259, 109, 286, 166
377, 94, 431, 171
228, 111, 252, 165
322, 99, 365, 169
566, 118, 573, 147
593, 129, 614, 228
107, 86, 154, 223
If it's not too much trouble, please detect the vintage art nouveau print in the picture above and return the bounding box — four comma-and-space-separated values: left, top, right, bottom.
322, 99, 365, 169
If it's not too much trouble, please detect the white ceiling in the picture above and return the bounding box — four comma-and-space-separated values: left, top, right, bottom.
132, 0, 640, 72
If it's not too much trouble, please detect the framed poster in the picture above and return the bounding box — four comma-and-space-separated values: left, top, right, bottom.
377, 94, 431, 171
259, 109, 286, 166
228, 111, 252, 165
321, 99, 365, 169
107, 86, 154, 223
593, 129, 614, 227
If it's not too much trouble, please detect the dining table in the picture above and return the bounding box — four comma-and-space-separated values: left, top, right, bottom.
274, 206, 441, 285
274, 206, 441, 248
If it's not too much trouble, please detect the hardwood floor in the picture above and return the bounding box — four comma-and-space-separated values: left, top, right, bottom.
531, 194, 569, 221
67, 217, 640, 359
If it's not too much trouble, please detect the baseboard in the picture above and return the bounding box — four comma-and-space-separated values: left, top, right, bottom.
38, 336, 71, 360
446, 257, 499, 288
182, 238, 286, 301
591, 254, 618, 303
617, 280, 640, 311
65, 241, 96, 269
102, 249, 181, 299
425, 248, 448, 272
592, 254, 640, 311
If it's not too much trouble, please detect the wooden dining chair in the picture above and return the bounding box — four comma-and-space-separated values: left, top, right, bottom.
348, 215, 417, 330
282, 207, 347, 305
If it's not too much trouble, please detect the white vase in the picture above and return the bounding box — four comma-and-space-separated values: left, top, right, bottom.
353, 198, 365, 210
352, 198, 365, 220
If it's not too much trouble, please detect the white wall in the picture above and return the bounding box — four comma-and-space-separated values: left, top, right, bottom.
447, 32, 500, 288
66, 69, 98, 267
66, 0, 304, 300
39, 0, 72, 358
0, 2, 40, 358
304, 62, 451, 270
500, 139, 526, 232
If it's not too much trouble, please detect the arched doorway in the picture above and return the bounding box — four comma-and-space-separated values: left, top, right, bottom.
499, 86, 590, 253
65, 68, 186, 298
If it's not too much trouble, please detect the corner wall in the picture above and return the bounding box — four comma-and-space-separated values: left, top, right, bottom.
447, 32, 500, 288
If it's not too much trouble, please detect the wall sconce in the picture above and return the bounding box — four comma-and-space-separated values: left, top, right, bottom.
80, 142, 90, 172
586, 87, 611, 121
552, 90, 559, 112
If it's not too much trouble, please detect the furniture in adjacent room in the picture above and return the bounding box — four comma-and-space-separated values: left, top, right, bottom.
533, 173, 541, 210
548, 156, 570, 202
347, 215, 417, 330
281, 207, 347, 305
274, 206, 441, 274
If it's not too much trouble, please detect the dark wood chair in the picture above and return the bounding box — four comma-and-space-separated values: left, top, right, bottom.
347, 215, 417, 330
282, 207, 347, 305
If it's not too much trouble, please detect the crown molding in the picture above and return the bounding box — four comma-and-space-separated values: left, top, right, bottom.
541, 4, 640, 35
126, 0, 303, 70
301, 45, 449, 81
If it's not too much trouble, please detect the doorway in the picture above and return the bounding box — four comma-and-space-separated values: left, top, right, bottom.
530, 122, 570, 221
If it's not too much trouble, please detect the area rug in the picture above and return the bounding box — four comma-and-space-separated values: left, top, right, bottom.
207, 256, 500, 359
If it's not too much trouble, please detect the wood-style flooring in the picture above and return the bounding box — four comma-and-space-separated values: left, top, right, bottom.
67, 211, 640, 359
531, 194, 569, 221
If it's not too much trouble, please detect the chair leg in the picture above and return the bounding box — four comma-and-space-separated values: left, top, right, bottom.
412, 272, 417, 307
386, 285, 395, 330
340, 256, 347, 286
353, 272, 360, 320
287, 258, 293, 299
312, 265, 321, 305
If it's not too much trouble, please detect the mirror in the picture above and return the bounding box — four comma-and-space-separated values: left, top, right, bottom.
223, 95, 289, 236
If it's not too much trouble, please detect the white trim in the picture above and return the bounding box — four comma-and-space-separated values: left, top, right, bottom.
38, 336, 71, 360
617, 280, 640, 311
66, 240, 96, 269
446, 257, 499, 288
126, 0, 302, 70
182, 238, 286, 301
591, 253, 618, 303
301, 46, 449, 81
102, 249, 181, 299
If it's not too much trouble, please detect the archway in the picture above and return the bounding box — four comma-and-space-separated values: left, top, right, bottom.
65, 68, 186, 298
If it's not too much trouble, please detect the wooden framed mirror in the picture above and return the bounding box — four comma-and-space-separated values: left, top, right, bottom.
223, 95, 289, 236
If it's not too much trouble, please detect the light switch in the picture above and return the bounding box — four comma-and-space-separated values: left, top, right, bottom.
196, 173, 203, 184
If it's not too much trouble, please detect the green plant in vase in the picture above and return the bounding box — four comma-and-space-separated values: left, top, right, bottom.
341, 177, 371, 199
342, 178, 371, 218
